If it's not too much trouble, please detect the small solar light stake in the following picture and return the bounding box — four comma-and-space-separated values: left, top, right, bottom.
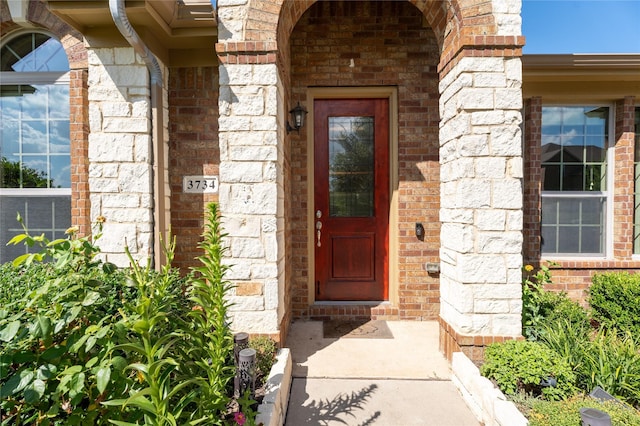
579, 408, 611, 426
233, 332, 250, 398
238, 348, 257, 399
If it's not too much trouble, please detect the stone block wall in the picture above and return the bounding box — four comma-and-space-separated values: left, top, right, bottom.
87, 48, 155, 266
216, 56, 288, 335
438, 55, 524, 339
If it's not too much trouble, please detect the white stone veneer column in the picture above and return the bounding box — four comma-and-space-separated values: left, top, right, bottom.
439, 55, 524, 337
87, 48, 155, 266
218, 62, 285, 334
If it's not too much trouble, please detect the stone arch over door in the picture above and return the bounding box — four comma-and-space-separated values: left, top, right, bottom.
216, 0, 525, 358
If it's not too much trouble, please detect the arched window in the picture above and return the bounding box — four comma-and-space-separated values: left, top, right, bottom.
0, 32, 71, 263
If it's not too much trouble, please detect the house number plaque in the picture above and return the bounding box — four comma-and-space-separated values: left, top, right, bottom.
182, 176, 219, 194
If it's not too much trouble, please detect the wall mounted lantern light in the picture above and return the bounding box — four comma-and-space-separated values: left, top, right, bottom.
286, 102, 308, 133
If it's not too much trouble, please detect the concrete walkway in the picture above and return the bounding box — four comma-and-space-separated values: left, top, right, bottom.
284, 320, 481, 425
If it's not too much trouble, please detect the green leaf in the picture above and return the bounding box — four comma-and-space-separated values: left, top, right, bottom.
0, 320, 21, 342
6, 233, 28, 246
67, 305, 82, 324
96, 366, 111, 394
85, 335, 97, 352
54, 318, 66, 334
47, 238, 69, 247
69, 334, 89, 353
96, 325, 111, 339
60, 365, 83, 376
86, 356, 99, 369
102, 262, 117, 274
0, 355, 11, 380
41, 345, 66, 361
37, 315, 52, 337
24, 379, 46, 404
11, 253, 31, 267
82, 291, 101, 307
0, 369, 34, 395
108, 421, 140, 426
36, 364, 57, 380
132, 319, 149, 334
69, 371, 85, 398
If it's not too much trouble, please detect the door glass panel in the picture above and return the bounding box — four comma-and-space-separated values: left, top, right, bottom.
328, 116, 374, 217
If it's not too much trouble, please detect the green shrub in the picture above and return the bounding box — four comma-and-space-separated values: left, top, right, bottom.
0, 222, 140, 424
590, 272, 640, 337
1, 204, 247, 425
249, 335, 277, 385
481, 340, 577, 400
539, 291, 589, 330
522, 263, 589, 341
528, 395, 640, 426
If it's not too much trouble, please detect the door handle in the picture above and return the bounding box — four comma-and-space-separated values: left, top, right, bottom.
316, 220, 322, 247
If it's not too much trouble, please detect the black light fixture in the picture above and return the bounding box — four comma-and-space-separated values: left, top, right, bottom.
286, 102, 308, 133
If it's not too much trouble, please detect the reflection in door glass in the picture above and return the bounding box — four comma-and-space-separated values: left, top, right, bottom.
328, 116, 374, 217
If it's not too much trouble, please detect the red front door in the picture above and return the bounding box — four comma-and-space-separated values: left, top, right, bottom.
314, 98, 389, 301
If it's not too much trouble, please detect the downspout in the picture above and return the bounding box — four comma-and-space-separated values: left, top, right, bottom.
109, 0, 167, 267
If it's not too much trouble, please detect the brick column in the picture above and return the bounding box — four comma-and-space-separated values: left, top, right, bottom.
613, 96, 637, 258
87, 47, 155, 266
523, 97, 542, 264
216, 41, 286, 336
438, 50, 525, 361
69, 69, 91, 237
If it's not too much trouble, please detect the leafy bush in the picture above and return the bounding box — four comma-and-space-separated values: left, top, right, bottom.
590, 272, 640, 337
527, 396, 640, 426
0, 219, 142, 425
522, 263, 589, 341
249, 336, 277, 386
0, 204, 249, 425
481, 340, 577, 400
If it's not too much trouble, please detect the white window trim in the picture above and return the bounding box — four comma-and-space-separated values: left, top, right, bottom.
0, 71, 69, 85
540, 104, 614, 260
0, 188, 71, 196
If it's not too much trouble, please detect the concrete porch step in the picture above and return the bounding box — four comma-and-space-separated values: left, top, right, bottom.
283, 320, 481, 425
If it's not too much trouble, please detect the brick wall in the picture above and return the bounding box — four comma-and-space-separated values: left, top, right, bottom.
289, 1, 441, 320
523, 96, 640, 302
168, 66, 220, 270
69, 69, 91, 237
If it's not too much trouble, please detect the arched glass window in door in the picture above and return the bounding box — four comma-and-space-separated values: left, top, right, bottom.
0, 32, 71, 263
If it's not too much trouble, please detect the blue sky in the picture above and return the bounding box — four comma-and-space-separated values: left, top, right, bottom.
522, 0, 640, 54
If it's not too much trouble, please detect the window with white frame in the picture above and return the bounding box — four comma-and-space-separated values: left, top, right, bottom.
541, 106, 609, 256
633, 107, 640, 254
0, 32, 71, 263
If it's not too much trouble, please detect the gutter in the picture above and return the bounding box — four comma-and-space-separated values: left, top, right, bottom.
109, 0, 168, 267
